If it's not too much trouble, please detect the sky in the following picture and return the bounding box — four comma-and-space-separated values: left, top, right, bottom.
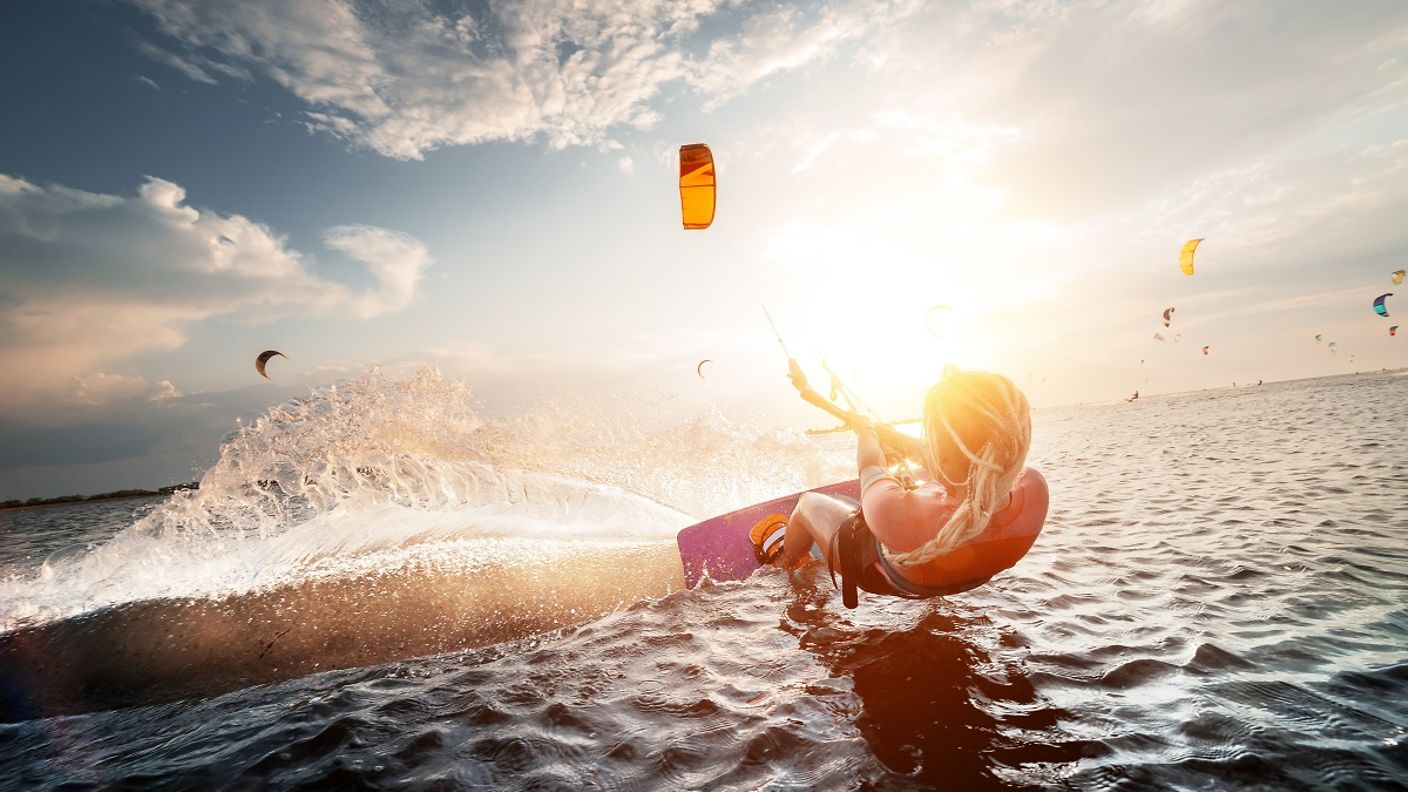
1, 0, 1406, 498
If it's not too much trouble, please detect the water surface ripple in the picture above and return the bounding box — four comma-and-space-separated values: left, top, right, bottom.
2, 372, 1406, 789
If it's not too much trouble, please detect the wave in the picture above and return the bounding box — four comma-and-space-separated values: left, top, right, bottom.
1, 369, 850, 631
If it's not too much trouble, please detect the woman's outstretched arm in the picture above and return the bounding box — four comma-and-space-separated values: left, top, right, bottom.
871, 422, 926, 462
854, 422, 888, 473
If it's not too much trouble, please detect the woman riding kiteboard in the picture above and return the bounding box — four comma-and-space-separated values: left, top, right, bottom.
753, 362, 1048, 608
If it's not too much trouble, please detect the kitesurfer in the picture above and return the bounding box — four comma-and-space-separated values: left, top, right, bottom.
754, 364, 1047, 607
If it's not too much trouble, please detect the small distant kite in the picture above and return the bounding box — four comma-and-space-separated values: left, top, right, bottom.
1162, 307, 1175, 327
1373, 293, 1393, 317
1174, 333, 1182, 343
1391, 325, 1399, 337
1179, 239, 1203, 276
255, 350, 285, 379
1201, 345, 1210, 356
1153, 332, 1166, 342
696, 359, 713, 378
1394, 270, 1406, 285
924, 304, 955, 336
1328, 341, 1338, 352
1314, 334, 1322, 343
679, 144, 716, 230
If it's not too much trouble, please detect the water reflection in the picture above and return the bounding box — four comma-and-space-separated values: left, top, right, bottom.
782, 575, 1088, 789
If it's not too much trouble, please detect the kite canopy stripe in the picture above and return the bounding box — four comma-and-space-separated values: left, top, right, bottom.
1179, 239, 1203, 276
1373, 292, 1392, 317
679, 144, 716, 230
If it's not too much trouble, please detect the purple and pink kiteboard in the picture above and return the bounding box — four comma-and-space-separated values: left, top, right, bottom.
675, 479, 861, 588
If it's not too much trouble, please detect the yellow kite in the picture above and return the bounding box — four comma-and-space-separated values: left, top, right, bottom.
1179, 239, 1203, 276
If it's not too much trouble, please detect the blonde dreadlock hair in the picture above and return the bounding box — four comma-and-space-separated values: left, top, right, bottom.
887, 367, 1032, 567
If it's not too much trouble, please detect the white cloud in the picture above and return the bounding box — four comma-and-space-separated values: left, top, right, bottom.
0, 174, 431, 413
617, 156, 635, 174
687, 2, 886, 110
135, 75, 161, 91
72, 373, 183, 406
867, 0, 1408, 220
738, 1, 1408, 280
124, 0, 909, 159
137, 41, 218, 84
322, 224, 431, 316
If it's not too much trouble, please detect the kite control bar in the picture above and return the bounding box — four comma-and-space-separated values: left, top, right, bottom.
761, 306, 885, 425
788, 362, 916, 473
788, 359, 859, 425
762, 305, 916, 466
762, 304, 865, 426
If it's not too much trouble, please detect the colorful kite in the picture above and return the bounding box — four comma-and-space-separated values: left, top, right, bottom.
679, 144, 716, 230
1201, 345, 1210, 356
1179, 239, 1203, 276
1162, 307, 1175, 327
1394, 270, 1405, 285
1373, 293, 1393, 317
1391, 325, 1399, 337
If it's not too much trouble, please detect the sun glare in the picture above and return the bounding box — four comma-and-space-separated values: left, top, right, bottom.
754, 213, 1019, 414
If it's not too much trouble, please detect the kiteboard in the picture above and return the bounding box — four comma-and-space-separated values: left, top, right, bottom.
676, 479, 861, 588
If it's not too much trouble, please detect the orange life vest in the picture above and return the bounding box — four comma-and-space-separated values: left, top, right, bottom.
870, 468, 1049, 598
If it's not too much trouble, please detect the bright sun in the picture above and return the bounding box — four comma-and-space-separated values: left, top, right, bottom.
752, 184, 1057, 416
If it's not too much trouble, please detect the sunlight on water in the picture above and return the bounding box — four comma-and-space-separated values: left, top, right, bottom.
2, 371, 1405, 790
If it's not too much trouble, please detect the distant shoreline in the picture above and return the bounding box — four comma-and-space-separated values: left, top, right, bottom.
0, 482, 198, 513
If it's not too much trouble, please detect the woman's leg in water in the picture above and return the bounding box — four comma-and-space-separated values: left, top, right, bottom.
774, 492, 855, 569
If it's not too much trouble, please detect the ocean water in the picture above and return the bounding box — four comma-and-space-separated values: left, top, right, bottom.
1, 369, 1405, 790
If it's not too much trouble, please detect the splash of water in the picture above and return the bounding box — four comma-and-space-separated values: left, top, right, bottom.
1, 369, 850, 630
